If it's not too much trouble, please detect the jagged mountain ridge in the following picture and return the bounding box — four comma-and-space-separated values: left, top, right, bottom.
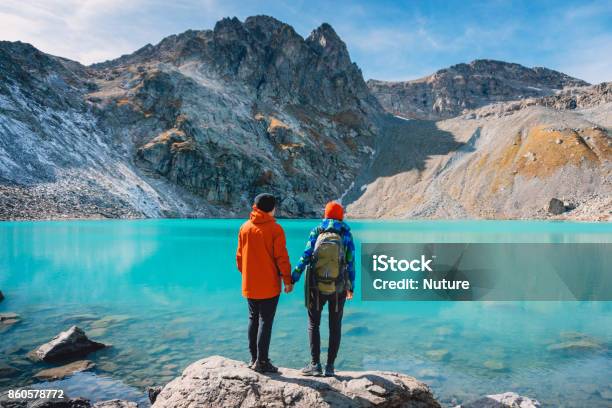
0, 16, 382, 219
368, 59, 589, 120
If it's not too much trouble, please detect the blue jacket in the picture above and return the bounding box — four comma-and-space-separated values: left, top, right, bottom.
291, 218, 356, 290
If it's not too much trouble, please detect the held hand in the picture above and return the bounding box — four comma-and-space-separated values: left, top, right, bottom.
284, 283, 294, 293
291, 271, 300, 283
346, 290, 353, 300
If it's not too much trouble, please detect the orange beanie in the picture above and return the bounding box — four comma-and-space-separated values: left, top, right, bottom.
324, 201, 344, 221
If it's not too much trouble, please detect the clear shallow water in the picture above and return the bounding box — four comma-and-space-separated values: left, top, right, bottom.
0, 219, 611, 407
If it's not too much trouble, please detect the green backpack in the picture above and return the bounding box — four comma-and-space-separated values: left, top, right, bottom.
310, 231, 347, 295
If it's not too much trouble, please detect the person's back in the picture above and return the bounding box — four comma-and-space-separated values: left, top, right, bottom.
238, 208, 289, 299
236, 193, 293, 373
291, 201, 355, 377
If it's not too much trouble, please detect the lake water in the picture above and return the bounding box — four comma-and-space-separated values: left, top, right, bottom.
0, 220, 611, 407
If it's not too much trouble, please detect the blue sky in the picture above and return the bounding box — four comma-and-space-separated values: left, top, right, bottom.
1, 0, 610, 83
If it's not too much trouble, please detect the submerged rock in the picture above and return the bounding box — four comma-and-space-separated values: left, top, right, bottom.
483, 360, 507, 371
90, 315, 131, 329
0, 393, 91, 407
0, 290, 4, 301
344, 326, 370, 336
29, 326, 108, 362
63, 314, 98, 323
0, 362, 20, 378
426, 349, 450, 361
151, 355, 441, 407
93, 400, 137, 408
0, 312, 19, 321
34, 360, 95, 381
0, 395, 137, 408
456, 392, 541, 407
547, 338, 602, 352
0, 312, 21, 331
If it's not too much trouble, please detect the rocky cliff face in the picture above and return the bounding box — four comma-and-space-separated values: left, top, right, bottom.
367, 60, 589, 120
0, 16, 382, 219
346, 82, 612, 220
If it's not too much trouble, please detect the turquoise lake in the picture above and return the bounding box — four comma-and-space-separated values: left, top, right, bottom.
0, 219, 611, 407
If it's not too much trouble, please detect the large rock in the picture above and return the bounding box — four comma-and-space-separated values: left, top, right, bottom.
34, 360, 95, 381
147, 387, 162, 404
548, 198, 567, 215
29, 326, 107, 363
151, 356, 440, 408
456, 392, 541, 408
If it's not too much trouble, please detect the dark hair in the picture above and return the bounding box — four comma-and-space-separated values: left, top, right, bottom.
254, 193, 276, 212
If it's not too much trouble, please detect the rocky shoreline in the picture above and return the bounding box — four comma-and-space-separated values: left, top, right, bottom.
0, 314, 545, 408
1, 354, 543, 408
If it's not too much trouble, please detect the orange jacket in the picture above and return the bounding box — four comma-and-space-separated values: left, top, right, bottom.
236, 206, 291, 299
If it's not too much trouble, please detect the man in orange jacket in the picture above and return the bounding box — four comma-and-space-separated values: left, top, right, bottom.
236, 193, 293, 373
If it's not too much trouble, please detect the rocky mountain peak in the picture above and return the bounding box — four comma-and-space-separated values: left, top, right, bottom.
213, 16, 248, 40
368, 59, 590, 119
441, 59, 588, 89
243, 15, 288, 34
0, 15, 383, 218
305, 23, 352, 71
307, 23, 342, 49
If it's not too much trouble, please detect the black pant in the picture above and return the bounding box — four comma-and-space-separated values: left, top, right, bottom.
308, 292, 346, 366
247, 295, 279, 362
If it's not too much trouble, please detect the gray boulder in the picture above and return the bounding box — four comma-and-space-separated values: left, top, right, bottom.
29, 326, 107, 363
548, 198, 566, 215
152, 355, 440, 407
456, 392, 541, 408
147, 387, 162, 404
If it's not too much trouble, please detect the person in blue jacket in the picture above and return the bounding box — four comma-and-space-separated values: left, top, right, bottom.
291, 201, 355, 377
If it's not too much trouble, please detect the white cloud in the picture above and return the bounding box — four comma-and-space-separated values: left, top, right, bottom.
0, 0, 226, 64
0, 0, 145, 63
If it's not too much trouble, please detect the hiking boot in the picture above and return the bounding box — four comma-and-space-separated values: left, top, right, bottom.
254, 359, 278, 373
323, 364, 335, 377
301, 362, 322, 376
